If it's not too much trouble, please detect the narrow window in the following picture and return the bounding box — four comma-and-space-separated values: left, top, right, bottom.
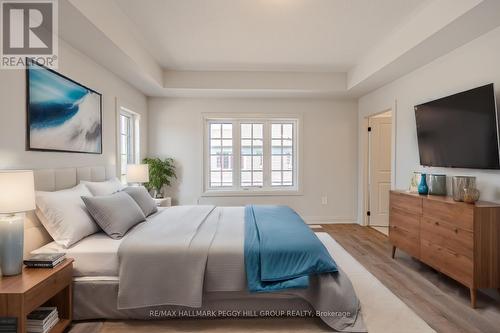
209, 123, 233, 187
119, 108, 140, 182
241, 123, 264, 187
271, 123, 294, 187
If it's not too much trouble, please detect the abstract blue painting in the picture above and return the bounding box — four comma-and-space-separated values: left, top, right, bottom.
27, 59, 102, 154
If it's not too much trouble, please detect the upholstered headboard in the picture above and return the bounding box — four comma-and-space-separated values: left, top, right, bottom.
24, 165, 116, 257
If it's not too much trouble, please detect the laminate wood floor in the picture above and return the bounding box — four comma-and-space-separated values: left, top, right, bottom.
68, 317, 332, 333
322, 224, 500, 333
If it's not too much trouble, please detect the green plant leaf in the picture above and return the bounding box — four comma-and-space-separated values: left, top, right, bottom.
142, 157, 177, 192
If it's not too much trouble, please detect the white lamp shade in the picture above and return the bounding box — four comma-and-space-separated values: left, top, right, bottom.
127, 164, 149, 183
0, 170, 36, 214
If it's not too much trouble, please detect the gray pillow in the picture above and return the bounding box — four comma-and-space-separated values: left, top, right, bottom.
81, 192, 146, 239
122, 186, 158, 217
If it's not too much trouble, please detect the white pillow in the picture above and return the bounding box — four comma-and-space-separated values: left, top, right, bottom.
80, 177, 124, 196
35, 183, 99, 248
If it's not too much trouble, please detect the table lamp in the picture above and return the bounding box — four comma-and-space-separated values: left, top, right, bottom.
0, 170, 35, 276
126, 164, 149, 185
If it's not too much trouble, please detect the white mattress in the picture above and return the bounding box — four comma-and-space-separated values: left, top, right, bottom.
32, 232, 121, 277
31, 208, 167, 277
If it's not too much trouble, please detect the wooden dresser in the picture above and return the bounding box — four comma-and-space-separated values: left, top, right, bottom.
389, 190, 500, 308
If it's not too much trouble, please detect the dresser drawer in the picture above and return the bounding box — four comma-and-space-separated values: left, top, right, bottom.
423, 200, 473, 231
421, 238, 473, 287
389, 208, 420, 257
421, 217, 473, 260
390, 192, 422, 215
390, 207, 420, 233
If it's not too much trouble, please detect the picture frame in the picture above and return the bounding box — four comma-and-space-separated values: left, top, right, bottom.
26, 58, 103, 154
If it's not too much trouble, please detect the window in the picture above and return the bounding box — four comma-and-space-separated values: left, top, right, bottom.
271, 123, 294, 186
240, 123, 263, 187
118, 108, 140, 182
209, 123, 233, 187
204, 116, 299, 194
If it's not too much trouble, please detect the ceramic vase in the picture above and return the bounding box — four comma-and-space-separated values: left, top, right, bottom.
418, 173, 428, 195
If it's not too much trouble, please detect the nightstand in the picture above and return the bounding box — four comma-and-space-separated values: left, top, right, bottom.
0, 258, 73, 333
154, 197, 172, 207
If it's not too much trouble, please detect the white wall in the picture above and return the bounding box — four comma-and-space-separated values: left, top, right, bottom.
358, 26, 500, 223
148, 97, 358, 223
0, 38, 148, 171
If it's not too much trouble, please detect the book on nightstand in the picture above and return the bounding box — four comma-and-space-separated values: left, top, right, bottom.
0, 317, 17, 333
23, 253, 66, 268
26, 307, 59, 333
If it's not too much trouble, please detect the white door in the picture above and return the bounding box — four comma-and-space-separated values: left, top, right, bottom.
368, 115, 392, 227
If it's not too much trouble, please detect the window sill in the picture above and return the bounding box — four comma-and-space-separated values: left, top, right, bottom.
201, 189, 303, 197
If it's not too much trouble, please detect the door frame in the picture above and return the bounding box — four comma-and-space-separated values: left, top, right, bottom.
362, 107, 397, 227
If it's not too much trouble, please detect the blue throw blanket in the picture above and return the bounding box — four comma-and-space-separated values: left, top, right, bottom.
244, 205, 338, 292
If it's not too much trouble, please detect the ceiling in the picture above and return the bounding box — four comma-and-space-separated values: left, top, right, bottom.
63, 0, 500, 97
115, 0, 425, 72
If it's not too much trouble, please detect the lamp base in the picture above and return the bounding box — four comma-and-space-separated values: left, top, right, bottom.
0, 213, 25, 276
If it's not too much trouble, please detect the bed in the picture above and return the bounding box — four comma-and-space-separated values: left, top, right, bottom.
25, 166, 434, 333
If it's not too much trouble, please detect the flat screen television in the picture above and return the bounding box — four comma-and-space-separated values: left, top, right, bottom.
414, 83, 500, 169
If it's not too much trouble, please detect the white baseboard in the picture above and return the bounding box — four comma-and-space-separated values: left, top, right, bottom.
303, 216, 357, 224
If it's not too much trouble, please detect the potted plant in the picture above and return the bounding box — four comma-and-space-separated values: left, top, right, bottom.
143, 157, 176, 198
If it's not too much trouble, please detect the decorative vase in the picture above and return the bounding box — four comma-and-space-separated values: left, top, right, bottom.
418, 173, 428, 195
428, 174, 447, 196
452, 176, 476, 202
409, 172, 421, 193
463, 187, 480, 204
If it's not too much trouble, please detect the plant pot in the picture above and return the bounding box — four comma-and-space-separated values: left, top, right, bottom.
152, 189, 164, 199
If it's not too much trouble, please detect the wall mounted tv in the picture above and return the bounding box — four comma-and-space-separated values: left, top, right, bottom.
414, 83, 500, 169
